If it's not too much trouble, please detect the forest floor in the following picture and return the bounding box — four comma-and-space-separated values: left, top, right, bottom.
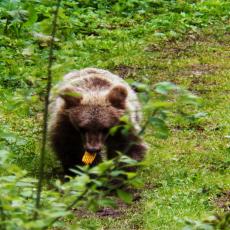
73, 24, 230, 229
0, 3, 229, 229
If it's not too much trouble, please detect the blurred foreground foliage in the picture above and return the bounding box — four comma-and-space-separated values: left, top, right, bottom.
0, 149, 143, 229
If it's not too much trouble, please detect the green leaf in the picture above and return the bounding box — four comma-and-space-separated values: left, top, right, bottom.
192, 112, 207, 119
155, 82, 179, 95
0, 149, 9, 163
131, 82, 150, 92
98, 198, 116, 208
110, 170, 125, 177
90, 160, 114, 174
129, 177, 144, 188
119, 155, 138, 165
109, 125, 122, 136
116, 189, 133, 204
125, 172, 136, 179
149, 117, 169, 139
24, 7, 38, 27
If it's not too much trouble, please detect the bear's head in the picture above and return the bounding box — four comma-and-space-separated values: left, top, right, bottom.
59, 85, 127, 154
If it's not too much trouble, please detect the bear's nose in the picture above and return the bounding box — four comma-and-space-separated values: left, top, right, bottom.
86, 147, 101, 154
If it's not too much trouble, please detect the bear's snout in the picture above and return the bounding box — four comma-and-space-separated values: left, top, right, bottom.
85, 146, 101, 154
85, 132, 103, 153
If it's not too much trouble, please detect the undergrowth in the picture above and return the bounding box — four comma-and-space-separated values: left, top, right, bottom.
0, 0, 229, 229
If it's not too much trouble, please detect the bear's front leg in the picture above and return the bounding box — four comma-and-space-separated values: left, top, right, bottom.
49, 114, 85, 176
106, 131, 146, 162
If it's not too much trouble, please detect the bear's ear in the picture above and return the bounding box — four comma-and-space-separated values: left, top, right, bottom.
59, 87, 82, 108
108, 85, 128, 109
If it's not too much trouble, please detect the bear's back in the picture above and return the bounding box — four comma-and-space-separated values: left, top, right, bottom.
63, 68, 128, 92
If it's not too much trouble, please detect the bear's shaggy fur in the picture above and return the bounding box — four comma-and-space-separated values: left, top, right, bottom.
49, 68, 146, 175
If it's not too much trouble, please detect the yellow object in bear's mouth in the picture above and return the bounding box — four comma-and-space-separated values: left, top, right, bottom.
82, 151, 96, 165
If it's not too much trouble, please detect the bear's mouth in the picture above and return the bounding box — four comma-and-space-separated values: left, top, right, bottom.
82, 151, 97, 165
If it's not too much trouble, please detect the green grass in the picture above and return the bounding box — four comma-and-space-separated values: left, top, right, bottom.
0, 0, 230, 229
73, 25, 230, 229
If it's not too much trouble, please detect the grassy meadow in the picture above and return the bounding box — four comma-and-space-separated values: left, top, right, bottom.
0, 0, 229, 229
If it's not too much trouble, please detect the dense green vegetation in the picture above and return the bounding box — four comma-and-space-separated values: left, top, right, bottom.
0, 0, 229, 229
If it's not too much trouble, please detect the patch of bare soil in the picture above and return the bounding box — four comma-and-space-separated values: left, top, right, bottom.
164, 44, 194, 58
113, 65, 137, 78
96, 200, 128, 218
214, 191, 230, 212
145, 42, 195, 59
114, 64, 166, 78
176, 64, 219, 85
73, 190, 142, 219
144, 43, 161, 52
186, 64, 219, 77
72, 199, 128, 219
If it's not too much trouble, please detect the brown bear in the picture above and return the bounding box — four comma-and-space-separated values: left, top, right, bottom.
48, 68, 146, 175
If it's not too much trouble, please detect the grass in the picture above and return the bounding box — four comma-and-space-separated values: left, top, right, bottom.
0, 0, 229, 229
73, 25, 230, 229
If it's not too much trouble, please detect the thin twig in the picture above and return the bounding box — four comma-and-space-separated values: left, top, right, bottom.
34, 0, 62, 220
